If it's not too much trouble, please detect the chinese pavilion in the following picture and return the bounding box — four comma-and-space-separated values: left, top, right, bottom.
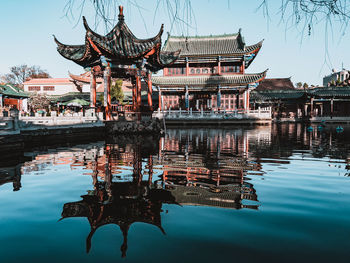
152, 31, 267, 112
54, 6, 179, 120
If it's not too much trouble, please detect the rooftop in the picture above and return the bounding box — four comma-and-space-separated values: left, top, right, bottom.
23, 78, 72, 85
152, 71, 267, 87
163, 31, 263, 57
256, 78, 295, 91
0, 84, 29, 98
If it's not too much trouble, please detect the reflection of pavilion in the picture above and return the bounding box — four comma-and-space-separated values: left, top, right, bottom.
61, 133, 260, 257
60, 136, 167, 258
61, 179, 174, 258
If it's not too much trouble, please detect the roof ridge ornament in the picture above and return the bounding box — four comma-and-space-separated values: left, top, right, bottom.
118, 5, 124, 22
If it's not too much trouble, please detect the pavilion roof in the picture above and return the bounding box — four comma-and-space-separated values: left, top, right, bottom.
50, 92, 93, 102
54, 6, 180, 72
163, 31, 263, 57
0, 84, 29, 98
152, 71, 267, 88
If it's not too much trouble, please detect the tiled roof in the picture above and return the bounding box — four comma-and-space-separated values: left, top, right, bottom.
23, 78, 72, 85
250, 90, 306, 101
310, 86, 350, 97
54, 6, 179, 70
84, 16, 163, 59
163, 33, 263, 57
152, 71, 267, 87
50, 92, 94, 102
251, 86, 350, 101
256, 78, 295, 91
0, 84, 29, 98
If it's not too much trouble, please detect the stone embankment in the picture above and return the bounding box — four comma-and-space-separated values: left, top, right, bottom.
105, 118, 163, 134
0, 110, 164, 156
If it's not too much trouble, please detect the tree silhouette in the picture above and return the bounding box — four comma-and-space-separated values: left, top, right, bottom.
64, 0, 350, 38
1, 65, 51, 88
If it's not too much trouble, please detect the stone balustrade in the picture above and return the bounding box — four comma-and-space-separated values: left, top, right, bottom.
153, 107, 272, 121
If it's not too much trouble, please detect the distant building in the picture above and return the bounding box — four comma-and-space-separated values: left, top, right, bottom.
256, 78, 295, 91
323, 69, 350, 87
22, 75, 155, 106
23, 78, 78, 95
251, 77, 350, 121
0, 84, 29, 112
250, 78, 305, 119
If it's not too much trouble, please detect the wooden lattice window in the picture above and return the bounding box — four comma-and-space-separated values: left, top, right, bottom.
43, 86, 55, 91
28, 86, 41, 91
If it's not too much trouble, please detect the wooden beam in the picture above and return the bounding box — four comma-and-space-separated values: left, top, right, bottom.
104, 66, 112, 120
147, 72, 153, 110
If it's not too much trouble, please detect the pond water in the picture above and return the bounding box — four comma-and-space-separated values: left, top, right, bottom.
0, 124, 349, 263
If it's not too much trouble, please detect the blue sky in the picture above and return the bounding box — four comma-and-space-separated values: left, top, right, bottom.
1, 0, 349, 85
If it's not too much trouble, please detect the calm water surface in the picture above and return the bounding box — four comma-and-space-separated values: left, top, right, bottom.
0, 124, 349, 263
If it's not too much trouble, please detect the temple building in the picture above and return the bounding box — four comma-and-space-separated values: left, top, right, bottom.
152, 31, 267, 112
0, 84, 29, 113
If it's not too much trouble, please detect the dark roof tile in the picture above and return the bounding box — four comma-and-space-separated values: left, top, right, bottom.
256, 78, 295, 91
163, 33, 262, 57
152, 71, 267, 87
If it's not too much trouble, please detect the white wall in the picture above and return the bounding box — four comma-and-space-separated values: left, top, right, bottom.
23, 83, 79, 95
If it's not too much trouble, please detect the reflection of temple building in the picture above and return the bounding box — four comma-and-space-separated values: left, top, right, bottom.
155, 129, 260, 209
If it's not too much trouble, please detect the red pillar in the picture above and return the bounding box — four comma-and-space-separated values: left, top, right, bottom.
132, 78, 136, 111
163, 68, 168, 76
246, 90, 250, 113
148, 155, 153, 186
147, 72, 153, 110
158, 89, 162, 110
186, 57, 190, 76
218, 56, 221, 75
104, 65, 111, 120
90, 68, 97, 107
136, 75, 142, 111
